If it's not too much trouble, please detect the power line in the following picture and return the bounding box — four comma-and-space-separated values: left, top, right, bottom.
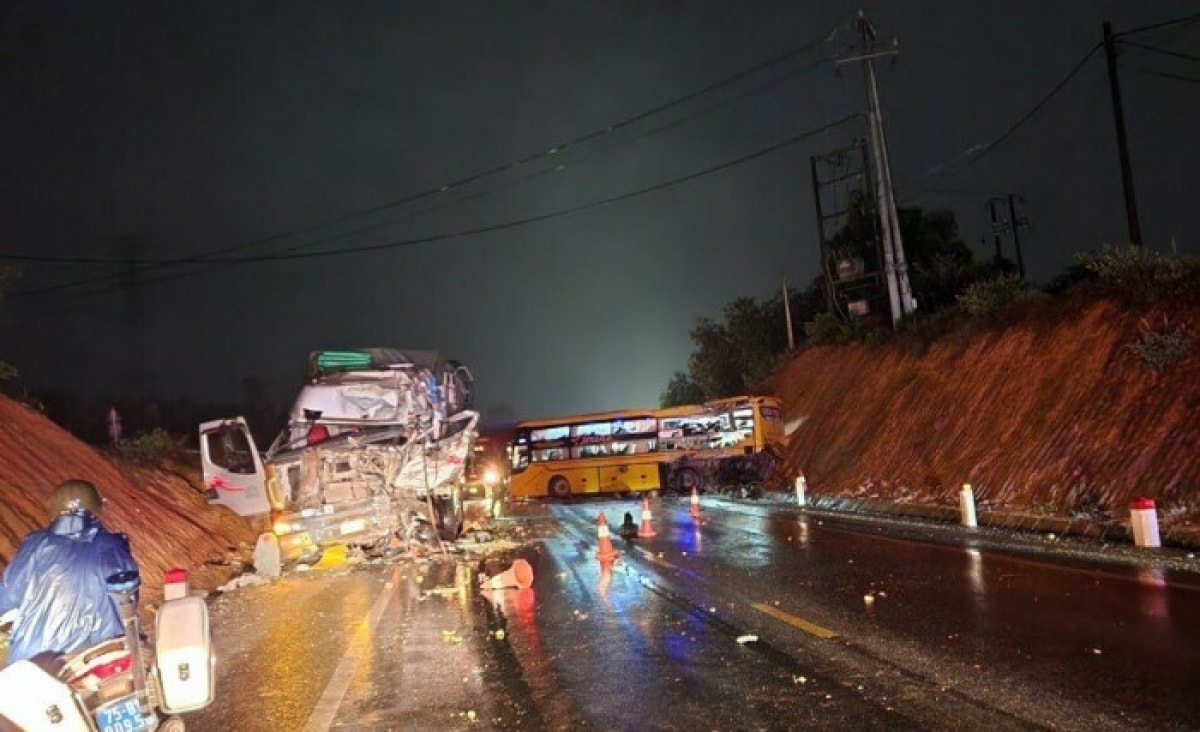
15, 113, 862, 318
1121, 63, 1200, 86
7, 54, 835, 270
906, 12, 1200, 187
963, 43, 1103, 168
904, 43, 1102, 185
235, 115, 864, 263
7, 32, 834, 296
1120, 39, 1200, 63
1113, 11, 1200, 39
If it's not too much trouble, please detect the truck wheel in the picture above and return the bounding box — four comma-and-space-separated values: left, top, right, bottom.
548, 476, 570, 499
675, 468, 700, 492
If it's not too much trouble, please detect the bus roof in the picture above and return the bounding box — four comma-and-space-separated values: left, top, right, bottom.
656, 395, 780, 418
516, 408, 658, 429
704, 395, 780, 410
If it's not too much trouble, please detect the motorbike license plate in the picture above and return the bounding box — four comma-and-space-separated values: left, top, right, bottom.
94, 696, 148, 732
340, 518, 366, 535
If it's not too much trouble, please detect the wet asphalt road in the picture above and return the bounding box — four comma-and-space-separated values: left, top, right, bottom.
184, 495, 1200, 730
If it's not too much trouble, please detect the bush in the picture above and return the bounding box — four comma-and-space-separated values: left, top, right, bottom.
955, 273, 1036, 319
1076, 244, 1200, 303
804, 313, 862, 345
113, 428, 188, 464
1125, 315, 1196, 372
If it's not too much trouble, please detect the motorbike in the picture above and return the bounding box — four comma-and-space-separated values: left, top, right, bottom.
0, 568, 213, 732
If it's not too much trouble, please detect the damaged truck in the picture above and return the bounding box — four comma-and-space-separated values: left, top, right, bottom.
199, 348, 479, 564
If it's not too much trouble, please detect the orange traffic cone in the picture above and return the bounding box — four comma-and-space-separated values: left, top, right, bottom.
481, 558, 534, 590
689, 486, 701, 520
596, 512, 619, 562
639, 497, 657, 538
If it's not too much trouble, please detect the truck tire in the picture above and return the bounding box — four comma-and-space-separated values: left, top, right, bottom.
548, 476, 570, 499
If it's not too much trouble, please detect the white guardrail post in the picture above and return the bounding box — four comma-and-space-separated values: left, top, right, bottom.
1129, 497, 1161, 548
959, 483, 977, 528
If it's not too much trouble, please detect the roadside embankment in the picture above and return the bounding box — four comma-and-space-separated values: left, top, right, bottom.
771, 295, 1199, 544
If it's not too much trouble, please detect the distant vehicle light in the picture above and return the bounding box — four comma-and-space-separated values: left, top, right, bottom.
483, 467, 500, 486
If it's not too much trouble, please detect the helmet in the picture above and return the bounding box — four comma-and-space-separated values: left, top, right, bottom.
47, 479, 104, 517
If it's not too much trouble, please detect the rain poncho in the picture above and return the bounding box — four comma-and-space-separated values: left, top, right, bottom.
0, 513, 137, 664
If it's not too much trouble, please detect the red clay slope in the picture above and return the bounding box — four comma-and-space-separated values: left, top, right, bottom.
0, 397, 255, 606
773, 297, 1199, 524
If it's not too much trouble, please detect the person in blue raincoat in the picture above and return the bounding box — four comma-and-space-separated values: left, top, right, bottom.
0, 479, 138, 665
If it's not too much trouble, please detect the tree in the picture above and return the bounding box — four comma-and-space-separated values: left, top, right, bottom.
896, 207, 979, 313
675, 280, 826, 403
659, 371, 704, 407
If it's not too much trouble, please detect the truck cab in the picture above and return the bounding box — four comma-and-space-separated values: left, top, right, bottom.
200, 348, 478, 564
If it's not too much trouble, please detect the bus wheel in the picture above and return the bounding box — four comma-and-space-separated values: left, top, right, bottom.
675, 468, 700, 492
548, 476, 571, 499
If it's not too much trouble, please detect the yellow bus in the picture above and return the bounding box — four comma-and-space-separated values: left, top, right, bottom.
508, 409, 664, 499
508, 396, 784, 498
656, 395, 786, 491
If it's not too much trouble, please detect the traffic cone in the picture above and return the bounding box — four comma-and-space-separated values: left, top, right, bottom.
596, 512, 619, 562
481, 558, 534, 590
639, 497, 657, 537
689, 486, 701, 520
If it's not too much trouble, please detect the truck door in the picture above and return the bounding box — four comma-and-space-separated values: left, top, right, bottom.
199, 417, 270, 517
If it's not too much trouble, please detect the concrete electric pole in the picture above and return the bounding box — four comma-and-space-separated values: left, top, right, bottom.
837, 11, 915, 329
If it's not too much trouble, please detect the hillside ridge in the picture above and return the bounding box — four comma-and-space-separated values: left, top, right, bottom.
774, 296, 1199, 526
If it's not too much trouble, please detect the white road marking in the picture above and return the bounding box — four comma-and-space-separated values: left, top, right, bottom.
303, 567, 400, 732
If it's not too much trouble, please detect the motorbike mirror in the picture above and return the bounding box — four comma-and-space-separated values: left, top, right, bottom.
105, 569, 141, 593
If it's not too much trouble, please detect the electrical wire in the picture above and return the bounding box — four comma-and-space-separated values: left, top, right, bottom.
1121, 63, 1200, 86
1120, 39, 1200, 63
6, 54, 835, 270
1112, 11, 1200, 39
15, 112, 862, 320
5, 33, 834, 295
958, 43, 1102, 169
905, 12, 1200, 188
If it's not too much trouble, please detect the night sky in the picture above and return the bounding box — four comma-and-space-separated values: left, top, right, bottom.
2, 2, 1198, 421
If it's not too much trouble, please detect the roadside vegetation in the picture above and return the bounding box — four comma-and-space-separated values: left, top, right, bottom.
662, 203, 1200, 407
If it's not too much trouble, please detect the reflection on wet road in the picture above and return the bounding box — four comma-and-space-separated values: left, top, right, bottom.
186, 497, 1200, 730
602, 497, 1200, 728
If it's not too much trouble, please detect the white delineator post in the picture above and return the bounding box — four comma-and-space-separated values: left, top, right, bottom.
163, 567, 190, 601
960, 483, 977, 528
794, 473, 807, 507
1129, 497, 1161, 548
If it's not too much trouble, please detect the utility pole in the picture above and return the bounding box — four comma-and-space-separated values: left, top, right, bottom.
1103, 21, 1142, 246
988, 194, 1029, 279
837, 11, 915, 329
782, 278, 795, 351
